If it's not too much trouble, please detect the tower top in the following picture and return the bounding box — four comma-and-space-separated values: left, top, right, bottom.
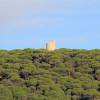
46, 40, 56, 51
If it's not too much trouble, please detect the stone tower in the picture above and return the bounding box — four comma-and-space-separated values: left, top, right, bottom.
46, 40, 56, 51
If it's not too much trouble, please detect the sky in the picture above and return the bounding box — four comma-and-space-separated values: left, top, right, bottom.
0, 0, 99, 50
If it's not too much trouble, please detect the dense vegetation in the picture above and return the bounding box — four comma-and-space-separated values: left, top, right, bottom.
0, 48, 100, 100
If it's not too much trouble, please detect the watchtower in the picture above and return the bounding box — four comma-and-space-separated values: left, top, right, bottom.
46, 40, 56, 51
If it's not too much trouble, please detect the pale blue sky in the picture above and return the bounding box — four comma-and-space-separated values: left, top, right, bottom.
0, 0, 99, 50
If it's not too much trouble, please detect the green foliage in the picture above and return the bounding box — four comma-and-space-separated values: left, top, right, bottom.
0, 48, 100, 100
10, 86, 29, 100
0, 85, 13, 100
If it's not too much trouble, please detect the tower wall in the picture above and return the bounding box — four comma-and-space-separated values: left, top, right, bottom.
46, 40, 56, 51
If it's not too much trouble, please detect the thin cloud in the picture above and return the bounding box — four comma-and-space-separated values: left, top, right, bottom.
0, 0, 98, 26
0, 0, 80, 24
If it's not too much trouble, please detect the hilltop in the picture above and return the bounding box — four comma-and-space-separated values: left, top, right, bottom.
0, 48, 100, 100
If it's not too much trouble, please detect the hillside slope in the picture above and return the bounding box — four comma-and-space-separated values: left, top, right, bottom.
0, 48, 100, 100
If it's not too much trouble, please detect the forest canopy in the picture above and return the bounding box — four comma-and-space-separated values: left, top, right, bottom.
0, 48, 100, 100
